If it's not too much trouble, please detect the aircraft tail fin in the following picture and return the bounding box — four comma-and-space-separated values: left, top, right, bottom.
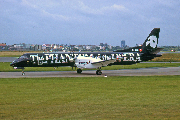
141, 28, 160, 54
113, 28, 162, 61
140, 28, 163, 61
114, 28, 161, 54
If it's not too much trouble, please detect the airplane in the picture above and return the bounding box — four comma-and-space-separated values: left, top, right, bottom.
10, 28, 163, 75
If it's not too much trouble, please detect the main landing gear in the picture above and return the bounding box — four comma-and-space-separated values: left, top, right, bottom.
96, 68, 102, 75
77, 68, 102, 75
77, 69, 82, 73
96, 70, 102, 75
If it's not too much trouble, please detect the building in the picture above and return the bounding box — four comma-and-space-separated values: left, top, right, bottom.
34, 44, 42, 51
121, 40, 125, 47
0, 43, 7, 50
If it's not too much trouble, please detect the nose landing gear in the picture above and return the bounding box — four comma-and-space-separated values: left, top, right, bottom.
22, 68, 25, 75
13, 67, 25, 75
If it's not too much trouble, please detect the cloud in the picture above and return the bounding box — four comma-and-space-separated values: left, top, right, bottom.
21, 0, 38, 9
71, 1, 103, 15
1, 0, 179, 46
21, 0, 70, 21
104, 4, 127, 11
77, 2, 128, 15
41, 10, 70, 21
19, 0, 129, 23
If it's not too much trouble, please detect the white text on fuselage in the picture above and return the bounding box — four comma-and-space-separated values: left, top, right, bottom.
30, 53, 141, 64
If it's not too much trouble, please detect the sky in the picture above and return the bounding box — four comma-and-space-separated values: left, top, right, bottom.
0, 0, 179, 47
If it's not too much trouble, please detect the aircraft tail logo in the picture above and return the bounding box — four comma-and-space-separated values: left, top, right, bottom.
146, 35, 158, 48
141, 28, 160, 53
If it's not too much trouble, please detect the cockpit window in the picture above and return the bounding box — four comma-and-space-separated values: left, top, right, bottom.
19, 55, 28, 59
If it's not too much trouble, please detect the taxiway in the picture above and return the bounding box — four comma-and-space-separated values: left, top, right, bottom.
0, 67, 179, 78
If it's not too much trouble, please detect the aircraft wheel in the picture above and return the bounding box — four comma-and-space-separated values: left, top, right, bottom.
96, 70, 98, 75
77, 69, 82, 73
96, 70, 102, 75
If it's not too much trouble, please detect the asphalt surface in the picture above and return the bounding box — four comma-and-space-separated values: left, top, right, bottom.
0, 57, 17, 62
0, 57, 179, 78
0, 67, 179, 78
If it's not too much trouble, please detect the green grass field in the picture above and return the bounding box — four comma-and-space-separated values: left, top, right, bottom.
1, 62, 180, 72
0, 76, 179, 119
0, 51, 40, 57
151, 53, 180, 62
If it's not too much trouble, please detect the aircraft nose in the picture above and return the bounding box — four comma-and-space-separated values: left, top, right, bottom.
10, 59, 18, 67
10, 62, 14, 66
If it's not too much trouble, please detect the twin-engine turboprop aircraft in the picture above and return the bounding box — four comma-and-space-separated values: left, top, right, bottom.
10, 28, 162, 75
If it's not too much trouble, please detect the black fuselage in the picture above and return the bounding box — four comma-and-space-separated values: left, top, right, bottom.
10, 51, 150, 68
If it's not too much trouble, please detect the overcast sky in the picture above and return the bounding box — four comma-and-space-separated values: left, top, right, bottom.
0, 0, 179, 46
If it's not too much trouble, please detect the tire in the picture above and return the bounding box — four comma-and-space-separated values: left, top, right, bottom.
77, 69, 82, 73
96, 70, 102, 75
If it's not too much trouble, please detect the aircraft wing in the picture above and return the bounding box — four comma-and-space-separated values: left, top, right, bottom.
91, 58, 122, 67
102, 59, 116, 66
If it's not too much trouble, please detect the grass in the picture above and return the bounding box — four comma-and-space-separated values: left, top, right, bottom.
0, 51, 40, 57
151, 53, 180, 62
0, 76, 179, 119
1, 62, 180, 72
